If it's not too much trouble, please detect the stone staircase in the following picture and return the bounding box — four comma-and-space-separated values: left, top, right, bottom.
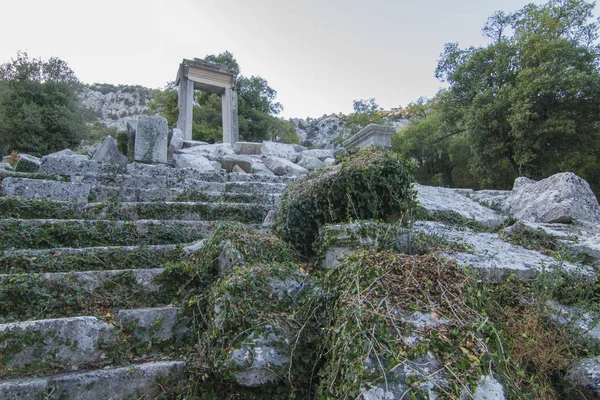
0, 160, 292, 399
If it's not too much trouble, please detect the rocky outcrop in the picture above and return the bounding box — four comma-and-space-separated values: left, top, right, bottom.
79, 85, 155, 131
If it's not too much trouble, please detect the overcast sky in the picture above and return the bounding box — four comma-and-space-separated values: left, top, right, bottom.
1, 0, 598, 118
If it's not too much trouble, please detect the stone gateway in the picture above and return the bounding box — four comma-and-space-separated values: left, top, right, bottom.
176, 58, 239, 144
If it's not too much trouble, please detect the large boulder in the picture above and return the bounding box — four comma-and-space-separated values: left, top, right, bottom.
260, 141, 298, 162
134, 115, 168, 164
506, 172, 600, 224
265, 156, 308, 176
14, 154, 41, 173
92, 135, 127, 165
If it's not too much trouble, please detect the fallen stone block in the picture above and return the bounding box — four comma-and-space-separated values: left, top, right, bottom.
265, 156, 308, 177
92, 135, 127, 165
260, 141, 298, 162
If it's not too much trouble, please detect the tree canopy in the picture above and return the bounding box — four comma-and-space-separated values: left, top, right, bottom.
0, 52, 87, 156
395, 0, 600, 194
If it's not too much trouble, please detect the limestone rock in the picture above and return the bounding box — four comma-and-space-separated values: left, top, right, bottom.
231, 164, 246, 174
218, 240, 244, 276
134, 115, 168, 164
172, 154, 215, 172
262, 210, 276, 228
297, 155, 324, 171
298, 149, 334, 161
116, 307, 185, 342
182, 239, 205, 255
564, 356, 600, 399
233, 142, 262, 155
177, 143, 235, 161
219, 155, 252, 173
0, 316, 114, 368
471, 375, 505, 400
260, 141, 298, 162
14, 154, 41, 173
92, 135, 127, 165
229, 328, 291, 387
468, 190, 512, 212
360, 352, 447, 400
169, 128, 184, 150
506, 172, 600, 224
0, 162, 13, 171
293, 144, 308, 153
46, 149, 88, 159
182, 140, 209, 148
265, 156, 308, 177
1, 177, 91, 203
414, 221, 592, 281
415, 184, 507, 229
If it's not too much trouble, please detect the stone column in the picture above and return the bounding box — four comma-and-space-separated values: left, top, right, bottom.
176, 76, 194, 141
222, 88, 239, 144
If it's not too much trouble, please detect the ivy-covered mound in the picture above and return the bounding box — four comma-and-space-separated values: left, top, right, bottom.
170, 222, 323, 398
273, 147, 417, 255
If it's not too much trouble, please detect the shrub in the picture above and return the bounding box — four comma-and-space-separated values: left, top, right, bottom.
273, 147, 416, 255
115, 130, 128, 156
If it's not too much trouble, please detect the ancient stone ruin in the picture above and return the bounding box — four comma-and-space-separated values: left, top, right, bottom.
1, 132, 600, 397
176, 58, 239, 144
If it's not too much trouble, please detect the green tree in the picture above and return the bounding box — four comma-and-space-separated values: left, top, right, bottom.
435, 0, 600, 191
344, 98, 385, 134
0, 52, 87, 156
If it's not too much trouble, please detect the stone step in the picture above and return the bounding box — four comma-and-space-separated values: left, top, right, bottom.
2, 177, 286, 203
90, 184, 281, 204
0, 218, 215, 251
0, 307, 187, 378
38, 156, 295, 184
0, 360, 184, 400
0, 197, 269, 223
0, 268, 173, 323
1, 244, 180, 274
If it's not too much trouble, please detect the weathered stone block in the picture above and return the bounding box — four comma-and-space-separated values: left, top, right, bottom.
343, 124, 395, 149
265, 156, 308, 176
233, 142, 262, 155
134, 116, 168, 164
260, 141, 298, 162
220, 155, 252, 173
116, 307, 186, 342
172, 154, 215, 172
92, 135, 127, 165
1, 177, 91, 203
0, 316, 114, 368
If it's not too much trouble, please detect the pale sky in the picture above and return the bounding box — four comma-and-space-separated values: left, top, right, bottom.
1, 0, 598, 118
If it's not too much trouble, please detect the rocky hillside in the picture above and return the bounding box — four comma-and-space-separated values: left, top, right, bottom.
79, 84, 410, 148
79, 83, 156, 131
290, 113, 410, 149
